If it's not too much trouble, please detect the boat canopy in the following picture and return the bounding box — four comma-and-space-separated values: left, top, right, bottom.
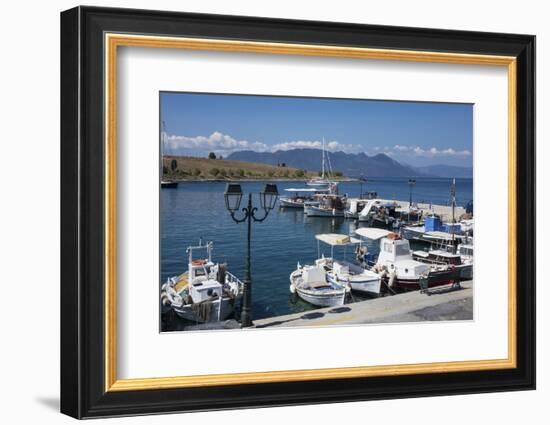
315, 233, 361, 246
354, 228, 393, 240
284, 188, 319, 192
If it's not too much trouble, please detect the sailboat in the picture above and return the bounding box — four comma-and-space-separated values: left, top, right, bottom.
306, 138, 334, 187
161, 121, 178, 188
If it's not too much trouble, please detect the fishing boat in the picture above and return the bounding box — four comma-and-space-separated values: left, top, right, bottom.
161, 180, 178, 188
279, 187, 329, 209
344, 198, 369, 219
412, 246, 473, 280
401, 215, 466, 248
304, 194, 346, 217
160, 241, 244, 323
354, 228, 460, 292
289, 263, 348, 307
401, 179, 465, 249
290, 234, 381, 305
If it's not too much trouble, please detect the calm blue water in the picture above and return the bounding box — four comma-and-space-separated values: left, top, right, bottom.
161, 177, 472, 330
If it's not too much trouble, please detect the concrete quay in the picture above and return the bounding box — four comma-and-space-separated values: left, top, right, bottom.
253, 281, 473, 329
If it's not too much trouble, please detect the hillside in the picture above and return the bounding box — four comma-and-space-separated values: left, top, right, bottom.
162, 155, 319, 180
227, 149, 424, 177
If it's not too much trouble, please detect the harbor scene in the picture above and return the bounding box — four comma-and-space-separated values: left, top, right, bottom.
159, 92, 474, 332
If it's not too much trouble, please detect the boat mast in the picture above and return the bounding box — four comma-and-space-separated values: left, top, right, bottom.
321, 137, 326, 179
451, 177, 456, 252
161, 121, 167, 180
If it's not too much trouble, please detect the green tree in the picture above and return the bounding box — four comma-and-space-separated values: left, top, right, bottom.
333, 170, 343, 177
237, 169, 245, 177
295, 169, 305, 178
208, 152, 217, 159
209, 167, 220, 176
219, 169, 227, 177
162, 165, 168, 175
267, 170, 275, 177
192, 168, 201, 176
170, 159, 178, 172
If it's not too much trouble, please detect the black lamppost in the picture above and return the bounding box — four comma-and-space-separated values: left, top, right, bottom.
408, 178, 416, 207
224, 183, 279, 327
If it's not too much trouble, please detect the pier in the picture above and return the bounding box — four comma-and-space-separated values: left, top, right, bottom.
379, 199, 466, 222
253, 281, 473, 328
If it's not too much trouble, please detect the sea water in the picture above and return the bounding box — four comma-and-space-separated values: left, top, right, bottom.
161, 177, 473, 330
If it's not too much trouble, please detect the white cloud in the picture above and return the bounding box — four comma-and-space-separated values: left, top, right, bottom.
164, 131, 270, 156
164, 132, 362, 156
380, 144, 471, 158
272, 139, 362, 153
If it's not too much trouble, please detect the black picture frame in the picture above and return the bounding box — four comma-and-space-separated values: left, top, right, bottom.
61, 5, 535, 419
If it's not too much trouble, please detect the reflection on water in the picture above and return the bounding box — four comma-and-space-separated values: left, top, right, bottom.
161, 178, 473, 330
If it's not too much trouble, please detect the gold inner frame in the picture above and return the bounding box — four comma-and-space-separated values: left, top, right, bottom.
104, 33, 517, 392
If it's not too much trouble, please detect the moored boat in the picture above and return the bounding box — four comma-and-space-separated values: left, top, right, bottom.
160, 241, 244, 323
161, 180, 178, 188
290, 234, 382, 306
279, 187, 328, 209
304, 194, 346, 217
354, 228, 460, 292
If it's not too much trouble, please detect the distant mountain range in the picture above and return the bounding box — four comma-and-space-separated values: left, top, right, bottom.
410, 164, 473, 178
227, 149, 472, 178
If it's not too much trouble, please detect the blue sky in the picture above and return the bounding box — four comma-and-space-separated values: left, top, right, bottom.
160, 92, 473, 167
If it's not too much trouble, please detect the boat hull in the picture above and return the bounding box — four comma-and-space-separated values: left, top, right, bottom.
173, 297, 239, 323
295, 287, 346, 307
392, 268, 461, 292
279, 198, 312, 208
327, 274, 381, 295
304, 205, 344, 217
161, 181, 178, 188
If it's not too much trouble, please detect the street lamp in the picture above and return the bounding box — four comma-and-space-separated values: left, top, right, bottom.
224, 183, 279, 327
408, 179, 416, 207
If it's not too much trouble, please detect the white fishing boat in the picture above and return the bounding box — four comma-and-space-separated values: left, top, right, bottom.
304, 194, 346, 217
354, 228, 460, 292
279, 187, 323, 208
289, 264, 347, 307
290, 234, 381, 305
160, 241, 244, 323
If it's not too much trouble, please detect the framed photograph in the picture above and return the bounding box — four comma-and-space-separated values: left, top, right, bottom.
60, 6, 535, 419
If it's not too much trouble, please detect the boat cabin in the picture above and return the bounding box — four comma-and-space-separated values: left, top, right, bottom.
354, 228, 430, 278
300, 265, 329, 289
186, 241, 224, 302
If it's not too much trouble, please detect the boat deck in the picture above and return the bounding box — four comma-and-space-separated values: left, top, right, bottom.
174, 272, 189, 292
